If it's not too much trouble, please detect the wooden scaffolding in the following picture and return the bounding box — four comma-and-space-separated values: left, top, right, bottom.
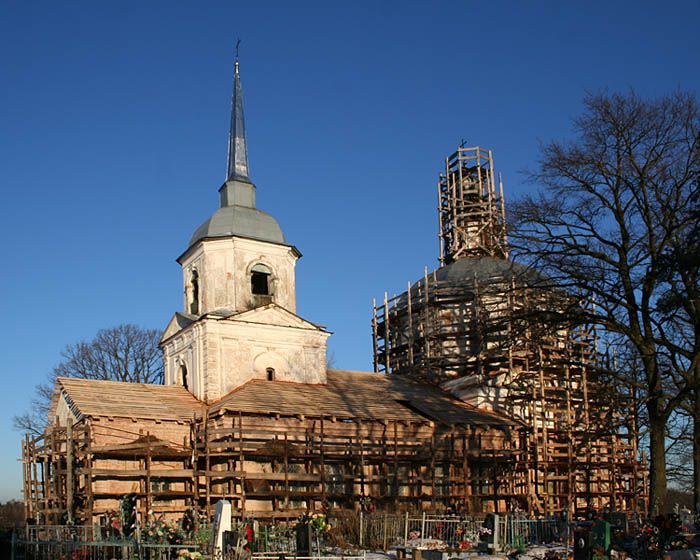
22, 420, 196, 525
23, 411, 528, 524
438, 146, 508, 265
371, 145, 647, 516
192, 409, 527, 519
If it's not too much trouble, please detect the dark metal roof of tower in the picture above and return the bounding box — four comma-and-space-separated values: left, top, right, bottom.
226, 57, 250, 182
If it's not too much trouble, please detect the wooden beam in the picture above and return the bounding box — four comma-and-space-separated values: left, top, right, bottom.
66, 423, 74, 524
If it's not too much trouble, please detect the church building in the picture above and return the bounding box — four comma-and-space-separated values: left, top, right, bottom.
22, 56, 525, 525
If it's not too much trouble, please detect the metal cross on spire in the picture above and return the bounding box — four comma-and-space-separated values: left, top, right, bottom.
226, 39, 251, 182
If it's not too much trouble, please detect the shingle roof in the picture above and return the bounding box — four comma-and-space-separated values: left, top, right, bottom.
55, 370, 513, 427
56, 377, 203, 422
209, 368, 513, 426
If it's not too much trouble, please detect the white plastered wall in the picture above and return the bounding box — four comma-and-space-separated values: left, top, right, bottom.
179, 237, 298, 316
162, 315, 329, 403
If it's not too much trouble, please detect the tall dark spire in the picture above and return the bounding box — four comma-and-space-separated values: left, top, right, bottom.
226, 45, 250, 182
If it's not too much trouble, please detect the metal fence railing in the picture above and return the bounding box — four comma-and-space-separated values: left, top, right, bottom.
12, 514, 567, 558
252, 555, 366, 560
252, 522, 297, 552
360, 513, 405, 549
504, 518, 561, 546
25, 524, 103, 542
356, 512, 561, 550
12, 538, 203, 560
405, 515, 483, 549
356, 512, 480, 549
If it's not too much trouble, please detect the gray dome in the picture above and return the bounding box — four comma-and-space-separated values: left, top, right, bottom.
435, 256, 530, 283
189, 205, 286, 247
413, 256, 543, 290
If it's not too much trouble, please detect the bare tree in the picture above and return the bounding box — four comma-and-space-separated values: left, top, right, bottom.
657, 183, 700, 508
0, 500, 25, 528
509, 91, 699, 513
666, 408, 693, 493
14, 324, 164, 435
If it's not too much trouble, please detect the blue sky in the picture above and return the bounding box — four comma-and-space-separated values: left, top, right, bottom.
0, 0, 698, 502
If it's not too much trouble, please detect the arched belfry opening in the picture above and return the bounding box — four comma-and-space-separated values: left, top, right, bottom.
251, 263, 271, 295
266, 367, 275, 381
180, 363, 189, 391
189, 270, 200, 315
251, 263, 273, 306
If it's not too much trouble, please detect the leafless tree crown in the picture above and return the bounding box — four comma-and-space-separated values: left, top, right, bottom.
509, 90, 699, 512
15, 324, 163, 435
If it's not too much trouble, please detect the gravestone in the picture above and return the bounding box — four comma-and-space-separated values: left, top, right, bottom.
211, 500, 232, 556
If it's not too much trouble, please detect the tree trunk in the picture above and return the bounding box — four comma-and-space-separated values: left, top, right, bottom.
648, 402, 668, 515
694, 371, 700, 512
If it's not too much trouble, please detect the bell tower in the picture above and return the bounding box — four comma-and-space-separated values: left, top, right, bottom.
160, 53, 330, 403
178, 56, 299, 318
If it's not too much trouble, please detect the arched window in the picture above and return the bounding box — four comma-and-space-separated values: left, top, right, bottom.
251, 263, 272, 296
266, 367, 275, 381
180, 363, 189, 390
189, 270, 200, 315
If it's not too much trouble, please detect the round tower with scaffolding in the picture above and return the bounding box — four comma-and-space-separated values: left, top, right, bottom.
372, 145, 647, 515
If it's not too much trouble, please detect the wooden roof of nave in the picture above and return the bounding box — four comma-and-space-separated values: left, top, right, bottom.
210, 369, 515, 426
55, 369, 514, 428
55, 377, 204, 422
